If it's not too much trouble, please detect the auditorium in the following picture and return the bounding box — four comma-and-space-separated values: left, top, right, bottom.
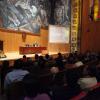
0, 0, 100, 100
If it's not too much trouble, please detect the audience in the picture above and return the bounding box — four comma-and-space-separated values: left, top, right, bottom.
0, 51, 100, 100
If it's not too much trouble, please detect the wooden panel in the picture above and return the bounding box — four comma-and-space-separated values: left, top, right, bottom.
81, 0, 100, 53
48, 43, 70, 53
0, 28, 48, 53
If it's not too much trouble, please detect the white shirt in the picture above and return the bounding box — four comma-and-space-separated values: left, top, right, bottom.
4, 69, 29, 89
78, 77, 97, 90
74, 61, 84, 67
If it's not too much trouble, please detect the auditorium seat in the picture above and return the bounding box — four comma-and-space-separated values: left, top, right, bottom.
71, 82, 100, 100
82, 86, 100, 100
70, 91, 87, 100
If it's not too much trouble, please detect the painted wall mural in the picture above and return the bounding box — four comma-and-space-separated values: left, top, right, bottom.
0, 0, 71, 34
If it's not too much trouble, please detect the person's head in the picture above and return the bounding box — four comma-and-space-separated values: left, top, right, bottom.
23, 55, 27, 59
57, 52, 63, 58
35, 54, 39, 60
50, 66, 59, 74
13, 59, 22, 69
23, 74, 39, 97
58, 52, 61, 55
22, 55, 27, 62
45, 54, 50, 60
3, 61, 9, 68
39, 56, 44, 61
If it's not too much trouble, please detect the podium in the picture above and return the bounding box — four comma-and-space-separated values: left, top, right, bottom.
0, 40, 3, 51
19, 47, 47, 54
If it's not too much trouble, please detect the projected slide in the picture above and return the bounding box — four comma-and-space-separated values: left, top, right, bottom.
49, 25, 70, 43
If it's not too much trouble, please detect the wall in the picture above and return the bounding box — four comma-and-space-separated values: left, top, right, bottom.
1, 0, 100, 54
0, 28, 70, 54
0, 28, 48, 53
48, 43, 70, 53
81, 0, 100, 53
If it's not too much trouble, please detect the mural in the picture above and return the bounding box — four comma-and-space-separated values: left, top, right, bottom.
0, 0, 71, 33
49, 0, 71, 27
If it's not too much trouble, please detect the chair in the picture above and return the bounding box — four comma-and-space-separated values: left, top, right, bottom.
71, 82, 100, 100
81, 83, 100, 100
70, 91, 87, 100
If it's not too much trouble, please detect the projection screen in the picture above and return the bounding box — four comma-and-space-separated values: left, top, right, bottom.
49, 25, 70, 43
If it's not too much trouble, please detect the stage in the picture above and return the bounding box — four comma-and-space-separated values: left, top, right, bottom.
0, 51, 68, 66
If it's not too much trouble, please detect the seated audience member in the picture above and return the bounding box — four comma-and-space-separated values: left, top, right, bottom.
4, 59, 29, 89
33, 54, 39, 68
50, 66, 59, 83
44, 54, 51, 61
34, 54, 39, 62
67, 53, 76, 64
21, 55, 27, 62
50, 66, 64, 86
23, 74, 51, 100
82, 50, 92, 63
38, 56, 45, 68
55, 53, 64, 70
21, 55, 29, 70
